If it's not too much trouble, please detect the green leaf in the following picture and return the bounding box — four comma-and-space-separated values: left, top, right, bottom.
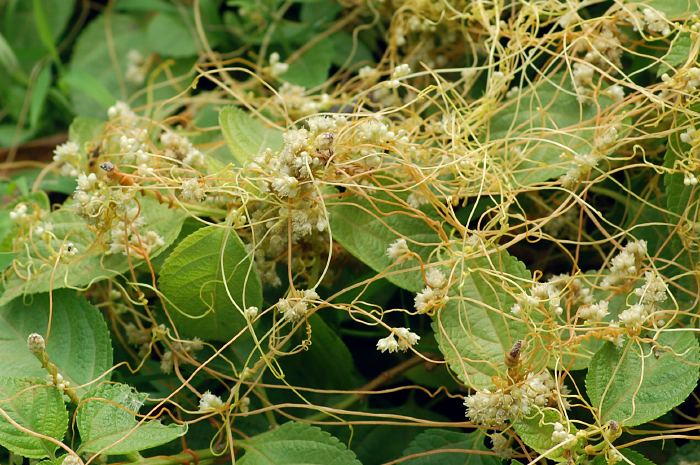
68, 15, 146, 117
283, 40, 335, 88
513, 409, 579, 462
0, 197, 186, 305
401, 429, 499, 465
488, 74, 614, 185
657, 33, 693, 77
145, 13, 198, 58
31, 0, 61, 64
0, 377, 68, 459
279, 314, 357, 390
219, 106, 283, 166
591, 449, 657, 465
2, 0, 72, 72
586, 331, 699, 426
644, 0, 700, 17
0, 290, 113, 395
77, 383, 186, 455
60, 70, 116, 109
667, 442, 700, 465
159, 225, 262, 341
433, 251, 536, 389
238, 421, 361, 465
68, 116, 105, 152
0, 32, 22, 79
0, 252, 16, 272
329, 193, 441, 292
29, 65, 52, 128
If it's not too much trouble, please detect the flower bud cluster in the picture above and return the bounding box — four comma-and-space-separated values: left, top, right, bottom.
376, 327, 420, 353
618, 270, 668, 331
601, 240, 647, 288
464, 371, 557, 427
277, 289, 319, 322
415, 268, 448, 314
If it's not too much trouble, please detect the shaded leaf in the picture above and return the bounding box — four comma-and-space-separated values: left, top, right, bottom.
77, 383, 186, 454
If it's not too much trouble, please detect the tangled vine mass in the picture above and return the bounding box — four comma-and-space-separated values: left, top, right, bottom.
1, 1, 699, 465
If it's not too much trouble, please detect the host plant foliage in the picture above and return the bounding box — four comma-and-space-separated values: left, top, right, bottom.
0, 0, 699, 464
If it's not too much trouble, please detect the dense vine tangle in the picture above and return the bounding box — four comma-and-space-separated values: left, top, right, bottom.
4, 1, 700, 464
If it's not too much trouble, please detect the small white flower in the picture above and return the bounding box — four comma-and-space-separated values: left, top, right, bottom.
386, 238, 410, 262
425, 268, 447, 289
269, 52, 289, 77
376, 334, 399, 353
245, 306, 259, 320
198, 391, 224, 412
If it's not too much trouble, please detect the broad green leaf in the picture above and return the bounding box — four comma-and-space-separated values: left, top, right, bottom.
2, 0, 72, 72
336, 404, 448, 465
644, 0, 700, 17
0, 377, 68, 459
0, 290, 113, 394
283, 40, 335, 88
586, 331, 699, 426
280, 314, 357, 390
0, 197, 186, 305
77, 383, 186, 454
146, 13, 198, 58
60, 70, 116, 109
29, 65, 52, 128
513, 409, 579, 462
402, 429, 499, 465
591, 449, 657, 465
433, 251, 535, 389
329, 193, 441, 292
68, 116, 105, 153
0, 32, 22, 79
219, 106, 283, 166
667, 442, 700, 465
657, 33, 693, 77
159, 225, 262, 341
68, 15, 146, 117
238, 421, 361, 465
488, 74, 615, 185
0, 252, 16, 272
31, 0, 61, 63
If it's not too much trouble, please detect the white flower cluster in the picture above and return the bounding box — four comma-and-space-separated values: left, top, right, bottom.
618, 270, 668, 331
198, 391, 224, 412
160, 336, 204, 373
180, 178, 206, 202
640, 7, 671, 36
464, 371, 557, 427
125, 49, 146, 85
108, 101, 139, 127
386, 238, 410, 263
53, 141, 82, 177
578, 300, 609, 322
9, 203, 30, 225
415, 268, 448, 314
376, 327, 420, 353
661, 67, 700, 99
551, 422, 576, 447
560, 151, 602, 188
269, 52, 288, 77
108, 206, 165, 256
601, 240, 647, 288
161, 130, 205, 168
513, 274, 593, 318
385, 63, 411, 89
46, 373, 71, 393
277, 289, 319, 322
678, 125, 700, 185
277, 82, 330, 116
